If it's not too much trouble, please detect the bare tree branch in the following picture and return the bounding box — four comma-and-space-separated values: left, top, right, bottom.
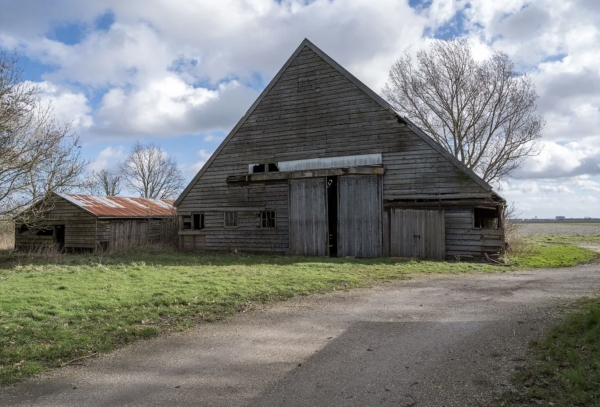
83, 169, 122, 196
382, 39, 544, 184
119, 141, 185, 199
0, 50, 87, 226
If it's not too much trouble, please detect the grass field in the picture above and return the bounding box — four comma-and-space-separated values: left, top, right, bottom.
501, 297, 600, 406
0, 237, 599, 385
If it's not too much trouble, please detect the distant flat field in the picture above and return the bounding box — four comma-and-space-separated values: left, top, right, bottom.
517, 222, 600, 237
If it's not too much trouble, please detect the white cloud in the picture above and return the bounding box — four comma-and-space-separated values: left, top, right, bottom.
184, 149, 214, 177
34, 81, 93, 130
2, 0, 600, 216
203, 135, 225, 143
88, 145, 125, 172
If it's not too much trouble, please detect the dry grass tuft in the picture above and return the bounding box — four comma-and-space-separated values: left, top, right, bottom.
0, 221, 15, 251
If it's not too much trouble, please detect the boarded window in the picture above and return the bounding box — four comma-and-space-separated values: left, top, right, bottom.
224, 212, 238, 227
474, 208, 499, 229
259, 211, 276, 228
192, 213, 205, 230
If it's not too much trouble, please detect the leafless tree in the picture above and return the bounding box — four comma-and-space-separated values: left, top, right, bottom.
83, 169, 122, 196
383, 39, 544, 184
0, 50, 87, 226
119, 141, 185, 199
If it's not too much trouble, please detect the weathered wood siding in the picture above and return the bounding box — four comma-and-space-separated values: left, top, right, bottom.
337, 176, 382, 258
289, 178, 328, 256
389, 209, 446, 260
15, 197, 97, 250
445, 208, 504, 258
107, 219, 169, 250
177, 44, 494, 255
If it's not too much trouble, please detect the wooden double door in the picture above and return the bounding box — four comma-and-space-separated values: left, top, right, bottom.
289, 176, 382, 258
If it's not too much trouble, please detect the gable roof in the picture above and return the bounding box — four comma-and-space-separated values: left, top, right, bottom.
58, 193, 175, 218
175, 39, 497, 207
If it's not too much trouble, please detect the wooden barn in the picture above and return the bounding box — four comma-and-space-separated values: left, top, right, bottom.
174, 39, 506, 260
15, 193, 176, 252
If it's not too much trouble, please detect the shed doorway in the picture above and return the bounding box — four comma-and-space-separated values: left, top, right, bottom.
289, 178, 328, 256
289, 175, 383, 258
54, 225, 65, 252
389, 209, 445, 260
337, 175, 382, 258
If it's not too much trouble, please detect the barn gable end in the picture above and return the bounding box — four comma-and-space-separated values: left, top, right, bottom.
175, 39, 504, 257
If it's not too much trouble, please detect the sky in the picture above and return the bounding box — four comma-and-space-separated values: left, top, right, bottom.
0, 0, 599, 219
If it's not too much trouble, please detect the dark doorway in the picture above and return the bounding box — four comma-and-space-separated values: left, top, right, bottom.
54, 225, 65, 252
326, 176, 338, 257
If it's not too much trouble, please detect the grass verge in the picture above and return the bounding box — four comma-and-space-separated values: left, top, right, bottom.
0, 239, 598, 385
500, 297, 600, 406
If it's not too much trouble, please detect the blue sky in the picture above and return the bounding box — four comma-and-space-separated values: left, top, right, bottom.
1, 0, 600, 218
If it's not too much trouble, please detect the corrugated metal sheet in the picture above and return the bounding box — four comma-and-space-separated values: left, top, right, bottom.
58, 194, 175, 218
278, 154, 382, 172
337, 176, 382, 258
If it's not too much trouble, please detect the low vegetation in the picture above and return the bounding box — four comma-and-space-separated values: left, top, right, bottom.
501, 297, 600, 406
0, 238, 598, 385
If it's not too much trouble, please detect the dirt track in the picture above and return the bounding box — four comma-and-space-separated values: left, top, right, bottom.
2, 265, 600, 407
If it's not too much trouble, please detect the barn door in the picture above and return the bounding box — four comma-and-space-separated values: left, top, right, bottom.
389, 209, 445, 260
289, 178, 328, 256
337, 176, 382, 258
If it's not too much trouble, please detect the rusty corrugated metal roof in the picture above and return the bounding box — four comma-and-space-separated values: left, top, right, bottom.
58, 193, 176, 218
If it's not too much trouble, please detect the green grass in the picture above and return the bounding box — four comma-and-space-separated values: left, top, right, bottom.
501, 297, 600, 406
531, 235, 600, 244
0, 239, 598, 385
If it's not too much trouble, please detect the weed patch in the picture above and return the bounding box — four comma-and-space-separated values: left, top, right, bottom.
500, 297, 600, 406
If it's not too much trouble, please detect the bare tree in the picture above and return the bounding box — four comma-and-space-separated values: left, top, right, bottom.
119, 141, 185, 199
383, 39, 544, 184
0, 51, 87, 225
83, 169, 122, 196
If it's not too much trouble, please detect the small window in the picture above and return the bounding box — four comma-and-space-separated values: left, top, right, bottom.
252, 164, 266, 173
474, 208, 499, 229
182, 216, 192, 230
224, 212, 238, 227
259, 211, 276, 228
249, 163, 279, 174
192, 213, 205, 230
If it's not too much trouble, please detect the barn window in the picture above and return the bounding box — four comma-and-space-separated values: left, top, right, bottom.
252, 164, 266, 173
182, 216, 192, 230
224, 212, 238, 227
249, 163, 279, 174
473, 208, 500, 229
192, 213, 205, 230
259, 211, 276, 228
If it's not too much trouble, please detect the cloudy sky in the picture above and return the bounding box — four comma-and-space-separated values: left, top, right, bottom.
1, 0, 598, 218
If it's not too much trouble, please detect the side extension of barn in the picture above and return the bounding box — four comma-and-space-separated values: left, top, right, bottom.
14, 193, 176, 252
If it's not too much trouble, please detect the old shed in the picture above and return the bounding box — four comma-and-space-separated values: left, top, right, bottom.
174, 39, 506, 260
15, 193, 176, 252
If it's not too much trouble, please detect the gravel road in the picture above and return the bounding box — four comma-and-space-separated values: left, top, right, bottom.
2, 265, 600, 407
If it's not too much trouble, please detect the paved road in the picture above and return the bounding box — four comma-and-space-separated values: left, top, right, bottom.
2, 265, 600, 407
